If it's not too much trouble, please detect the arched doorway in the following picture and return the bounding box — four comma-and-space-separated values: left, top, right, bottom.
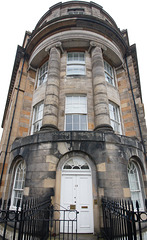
60, 157, 94, 233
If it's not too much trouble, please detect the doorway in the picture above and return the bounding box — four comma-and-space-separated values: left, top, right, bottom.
60, 157, 94, 233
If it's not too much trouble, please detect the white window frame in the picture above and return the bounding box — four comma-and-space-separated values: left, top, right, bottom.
31, 101, 44, 134
66, 52, 85, 76
104, 60, 115, 86
11, 161, 26, 209
109, 101, 122, 134
65, 95, 88, 131
128, 161, 144, 210
37, 61, 48, 87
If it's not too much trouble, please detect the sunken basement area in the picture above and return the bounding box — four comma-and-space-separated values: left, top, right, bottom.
0, 0, 147, 234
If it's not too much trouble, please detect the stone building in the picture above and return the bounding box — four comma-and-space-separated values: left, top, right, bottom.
0, 0, 147, 234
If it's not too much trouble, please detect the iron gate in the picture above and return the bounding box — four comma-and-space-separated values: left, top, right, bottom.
0, 198, 78, 240
101, 198, 147, 240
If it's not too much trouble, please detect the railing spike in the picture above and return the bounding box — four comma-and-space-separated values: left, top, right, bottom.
131, 200, 134, 211
0, 198, 2, 208
8, 198, 11, 208
17, 199, 20, 209
145, 199, 147, 210
136, 200, 139, 210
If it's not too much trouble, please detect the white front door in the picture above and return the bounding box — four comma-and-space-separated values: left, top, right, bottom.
61, 173, 94, 233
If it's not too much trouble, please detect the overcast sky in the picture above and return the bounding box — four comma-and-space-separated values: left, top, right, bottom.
0, 0, 147, 139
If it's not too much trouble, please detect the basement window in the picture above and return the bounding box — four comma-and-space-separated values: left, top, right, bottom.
68, 8, 84, 15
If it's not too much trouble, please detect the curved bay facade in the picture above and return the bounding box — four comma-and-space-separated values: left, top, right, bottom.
0, 1, 147, 234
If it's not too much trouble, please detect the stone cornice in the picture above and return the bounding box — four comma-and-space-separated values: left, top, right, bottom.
26, 14, 127, 59
29, 30, 124, 68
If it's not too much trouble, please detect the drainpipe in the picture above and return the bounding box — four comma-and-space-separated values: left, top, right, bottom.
0, 54, 26, 187
125, 56, 147, 161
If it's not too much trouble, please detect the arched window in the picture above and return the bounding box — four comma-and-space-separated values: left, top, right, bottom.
11, 161, 26, 208
127, 161, 144, 209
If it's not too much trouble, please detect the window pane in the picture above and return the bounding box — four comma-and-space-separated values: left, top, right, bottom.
65, 96, 87, 114
66, 115, 72, 131
67, 65, 85, 75
73, 115, 79, 130
80, 115, 87, 130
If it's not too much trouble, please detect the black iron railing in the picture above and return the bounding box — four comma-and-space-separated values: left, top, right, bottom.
0, 198, 78, 240
101, 198, 147, 240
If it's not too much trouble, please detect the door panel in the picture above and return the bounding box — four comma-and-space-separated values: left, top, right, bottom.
61, 174, 93, 233
62, 176, 75, 206
76, 175, 93, 233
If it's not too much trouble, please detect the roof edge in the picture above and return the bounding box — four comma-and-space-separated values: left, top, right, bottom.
1, 45, 25, 128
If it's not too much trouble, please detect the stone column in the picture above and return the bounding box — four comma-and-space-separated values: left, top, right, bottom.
41, 45, 61, 131
91, 42, 113, 131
